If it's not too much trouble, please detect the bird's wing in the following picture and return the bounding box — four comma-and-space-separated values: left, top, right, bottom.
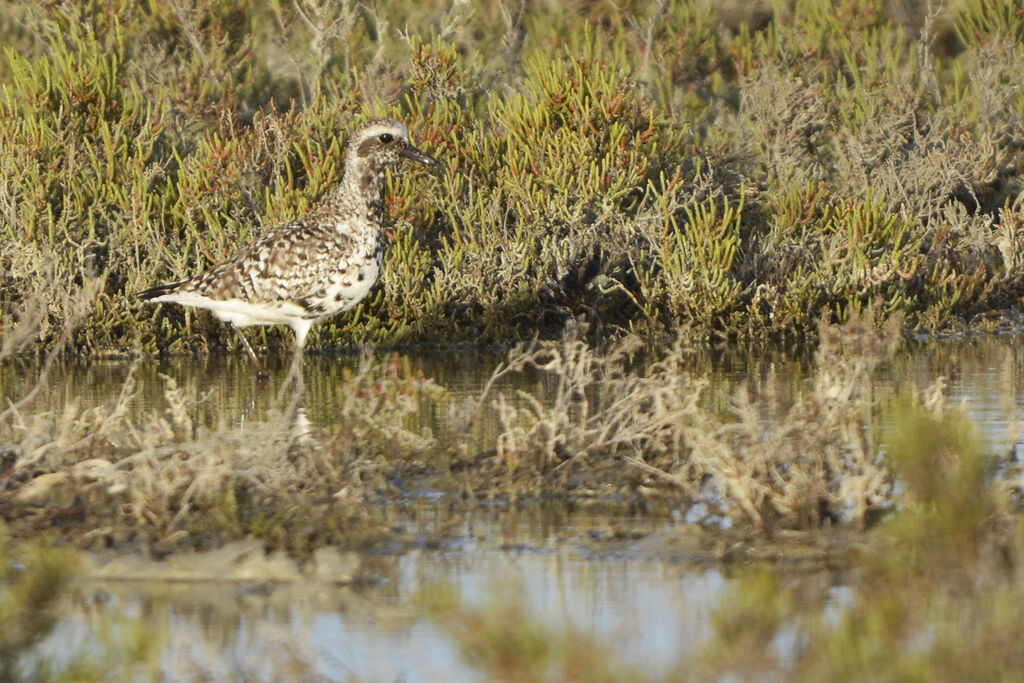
187, 219, 355, 303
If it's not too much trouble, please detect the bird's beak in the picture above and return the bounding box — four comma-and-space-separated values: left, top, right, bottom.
400, 143, 438, 166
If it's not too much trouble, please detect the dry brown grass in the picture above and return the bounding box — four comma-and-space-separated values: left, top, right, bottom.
459, 306, 899, 530
0, 351, 442, 555
0, 305, 908, 552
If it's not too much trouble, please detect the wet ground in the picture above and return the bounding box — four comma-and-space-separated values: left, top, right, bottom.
4, 333, 1024, 679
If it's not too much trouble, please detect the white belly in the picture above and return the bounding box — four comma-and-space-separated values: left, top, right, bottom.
321, 261, 381, 314
211, 300, 311, 327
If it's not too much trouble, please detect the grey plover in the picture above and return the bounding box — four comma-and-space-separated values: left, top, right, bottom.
139, 118, 437, 381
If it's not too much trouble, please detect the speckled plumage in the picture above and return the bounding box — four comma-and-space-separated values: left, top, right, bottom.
139, 118, 436, 379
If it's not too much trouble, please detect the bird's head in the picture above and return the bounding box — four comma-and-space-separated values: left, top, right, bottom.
346, 118, 437, 176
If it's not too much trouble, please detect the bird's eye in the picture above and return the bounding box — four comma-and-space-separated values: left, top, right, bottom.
378, 133, 393, 144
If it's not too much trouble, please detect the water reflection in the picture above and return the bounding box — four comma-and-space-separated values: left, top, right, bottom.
4, 334, 1022, 426
6, 334, 1024, 678
0, 350, 516, 430
44, 513, 730, 681
4, 335, 1024, 454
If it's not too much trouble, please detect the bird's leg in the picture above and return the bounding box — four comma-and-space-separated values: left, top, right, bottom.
233, 325, 269, 380
283, 342, 305, 392
281, 322, 310, 393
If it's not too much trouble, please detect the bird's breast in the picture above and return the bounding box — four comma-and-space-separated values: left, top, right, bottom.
312, 256, 381, 317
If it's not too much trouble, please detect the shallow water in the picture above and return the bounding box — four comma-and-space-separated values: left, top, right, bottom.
39, 512, 734, 681
5, 334, 1024, 678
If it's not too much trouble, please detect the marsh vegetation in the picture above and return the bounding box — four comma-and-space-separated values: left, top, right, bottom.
2, 0, 1024, 352
3, 0, 1024, 679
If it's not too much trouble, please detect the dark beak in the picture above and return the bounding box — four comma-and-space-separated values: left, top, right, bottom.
400, 143, 438, 166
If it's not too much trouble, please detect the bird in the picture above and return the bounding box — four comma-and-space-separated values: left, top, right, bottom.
139, 118, 437, 384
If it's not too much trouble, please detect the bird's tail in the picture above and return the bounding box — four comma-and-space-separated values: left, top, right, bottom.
138, 280, 186, 302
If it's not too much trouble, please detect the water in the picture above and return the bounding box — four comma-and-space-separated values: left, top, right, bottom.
4, 334, 1024, 679
55, 518, 731, 681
